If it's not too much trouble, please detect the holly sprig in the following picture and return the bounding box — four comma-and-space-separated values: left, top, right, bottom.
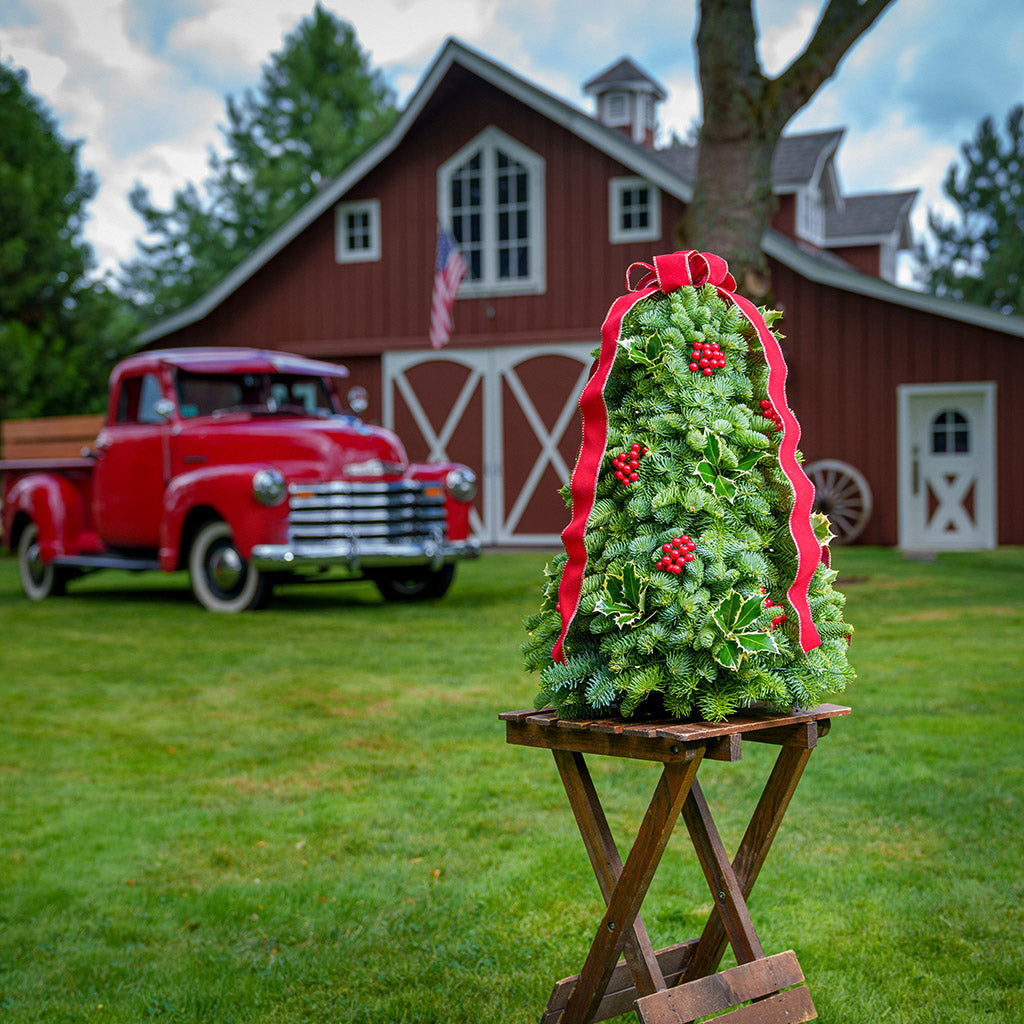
594, 562, 652, 628
694, 432, 763, 502
710, 591, 779, 669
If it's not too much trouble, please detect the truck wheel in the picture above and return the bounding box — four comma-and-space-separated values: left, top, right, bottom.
372, 565, 455, 602
189, 520, 271, 612
17, 522, 67, 601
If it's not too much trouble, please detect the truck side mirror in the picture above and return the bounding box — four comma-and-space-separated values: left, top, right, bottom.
153, 398, 176, 421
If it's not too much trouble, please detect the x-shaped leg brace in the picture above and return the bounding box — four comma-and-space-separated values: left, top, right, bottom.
543, 740, 816, 1024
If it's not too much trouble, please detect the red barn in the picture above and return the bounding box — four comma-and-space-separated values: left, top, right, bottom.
141, 38, 1024, 551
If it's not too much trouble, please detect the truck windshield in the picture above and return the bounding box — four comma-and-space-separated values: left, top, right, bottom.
176, 372, 337, 418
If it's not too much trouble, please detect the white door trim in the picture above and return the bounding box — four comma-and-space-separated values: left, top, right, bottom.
897, 381, 997, 550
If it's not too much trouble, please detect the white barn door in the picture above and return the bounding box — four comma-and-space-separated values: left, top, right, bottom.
898, 382, 997, 551
383, 344, 594, 545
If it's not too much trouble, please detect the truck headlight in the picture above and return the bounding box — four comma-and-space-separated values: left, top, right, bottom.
252, 468, 287, 507
446, 466, 477, 502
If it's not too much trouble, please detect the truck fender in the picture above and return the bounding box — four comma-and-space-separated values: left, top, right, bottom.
161, 465, 288, 571
4, 473, 86, 561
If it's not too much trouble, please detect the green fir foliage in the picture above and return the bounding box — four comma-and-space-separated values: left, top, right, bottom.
522, 284, 854, 721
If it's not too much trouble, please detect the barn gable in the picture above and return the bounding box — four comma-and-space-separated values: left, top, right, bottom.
140, 37, 1024, 550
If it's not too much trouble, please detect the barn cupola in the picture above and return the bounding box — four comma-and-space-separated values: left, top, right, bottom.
583, 57, 667, 148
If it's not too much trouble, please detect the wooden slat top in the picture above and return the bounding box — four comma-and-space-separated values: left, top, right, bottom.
500, 703, 850, 746
0, 457, 95, 471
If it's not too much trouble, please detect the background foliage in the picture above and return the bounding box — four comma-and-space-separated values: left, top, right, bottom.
0, 61, 136, 419
118, 4, 397, 323
916, 103, 1024, 316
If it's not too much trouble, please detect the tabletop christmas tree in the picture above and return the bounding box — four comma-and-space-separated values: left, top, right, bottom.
522, 251, 853, 722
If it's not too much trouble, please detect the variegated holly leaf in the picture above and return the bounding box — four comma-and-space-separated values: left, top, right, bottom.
621, 332, 664, 367
710, 592, 780, 668
812, 511, 834, 546
714, 593, 765, 633
594, 562, 649, 628
736, 450, 763, 472
704, 432, 724, 464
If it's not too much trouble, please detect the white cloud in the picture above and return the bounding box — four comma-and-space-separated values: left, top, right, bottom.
758, 3, 818, 75
659, 72, 701, 143
166, 1, 310, 77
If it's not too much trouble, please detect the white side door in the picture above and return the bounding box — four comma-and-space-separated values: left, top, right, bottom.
898, 383, 997, 550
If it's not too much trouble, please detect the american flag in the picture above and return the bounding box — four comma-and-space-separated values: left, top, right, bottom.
430, 226, 468, 350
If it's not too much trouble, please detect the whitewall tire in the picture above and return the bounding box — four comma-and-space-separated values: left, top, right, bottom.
188, 520, 270, 612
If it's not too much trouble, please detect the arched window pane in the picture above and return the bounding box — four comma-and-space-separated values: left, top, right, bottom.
931, 408, 970, 454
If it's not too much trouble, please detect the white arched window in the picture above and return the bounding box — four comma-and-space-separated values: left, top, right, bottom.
437, 127, 546, 297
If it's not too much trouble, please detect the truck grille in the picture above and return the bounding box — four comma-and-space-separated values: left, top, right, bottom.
287, 480, 447, 544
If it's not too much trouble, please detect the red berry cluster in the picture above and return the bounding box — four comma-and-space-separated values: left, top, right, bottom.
656, 534, 696, 574
763, 594, 787, 630
689, 341, 726, 376
759, 398, 783, 432
612, 442, 648, 488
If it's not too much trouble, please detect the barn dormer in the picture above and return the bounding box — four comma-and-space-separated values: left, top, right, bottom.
583, 57, 667, 148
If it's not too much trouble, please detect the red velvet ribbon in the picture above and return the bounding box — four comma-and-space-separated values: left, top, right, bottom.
551, 250, 822, 663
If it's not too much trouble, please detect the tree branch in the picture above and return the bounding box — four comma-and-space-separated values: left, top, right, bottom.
771, 0, 896, 130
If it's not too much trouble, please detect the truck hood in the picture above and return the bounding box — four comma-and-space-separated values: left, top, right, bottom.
174, 415, 409, 480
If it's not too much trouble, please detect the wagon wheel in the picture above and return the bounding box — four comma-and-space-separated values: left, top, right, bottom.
805, 460, 873, 545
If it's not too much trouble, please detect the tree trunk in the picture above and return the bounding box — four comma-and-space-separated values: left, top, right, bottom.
683, 0, 897, 298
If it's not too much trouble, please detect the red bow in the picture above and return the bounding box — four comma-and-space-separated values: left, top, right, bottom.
551, 250, 821, 663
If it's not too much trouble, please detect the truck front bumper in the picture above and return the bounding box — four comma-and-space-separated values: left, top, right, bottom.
249, 535, 480, 573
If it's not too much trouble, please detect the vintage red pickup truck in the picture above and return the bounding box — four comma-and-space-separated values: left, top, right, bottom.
1, 347, 479, 610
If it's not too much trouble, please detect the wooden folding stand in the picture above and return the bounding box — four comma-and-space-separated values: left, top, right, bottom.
500, 704, 850, 1024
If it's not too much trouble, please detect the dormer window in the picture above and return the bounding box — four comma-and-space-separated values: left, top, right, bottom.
609, 177, 660, 243
335, 200, 381, 263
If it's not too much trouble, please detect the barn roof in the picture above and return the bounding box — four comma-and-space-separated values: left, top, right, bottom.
139, 36, 1024, 346
826, 190, 919, 247
764, 229, 1024, 337
650, 130, 846, 190
771, 129, 845, 186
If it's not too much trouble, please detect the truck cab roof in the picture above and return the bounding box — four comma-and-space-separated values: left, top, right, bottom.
116, 348, 351, 380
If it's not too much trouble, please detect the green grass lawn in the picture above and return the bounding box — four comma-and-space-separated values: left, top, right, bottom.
0, 547, 1021, 1023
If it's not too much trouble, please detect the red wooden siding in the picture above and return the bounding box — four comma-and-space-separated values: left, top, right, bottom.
772, 257, 1024, 546
155, 64, 687, 360
771, 195, 796, 238
827, 244, 881, 277
391, 358, 485, 463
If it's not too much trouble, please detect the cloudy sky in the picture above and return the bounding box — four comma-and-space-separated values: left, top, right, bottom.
1, 0, 1020, 283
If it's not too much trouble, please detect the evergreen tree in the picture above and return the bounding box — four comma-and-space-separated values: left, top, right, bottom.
523, 262, 853, 722
915, 104, 1024, 316
120, 5, 397, 321
0, 59, 136, 421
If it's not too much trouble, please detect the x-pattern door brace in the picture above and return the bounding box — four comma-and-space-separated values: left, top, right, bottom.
499, 359, 591, 537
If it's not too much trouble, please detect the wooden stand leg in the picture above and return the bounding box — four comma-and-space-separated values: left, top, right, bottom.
682, 745, 814, 982
552, 750, 667, 997
557, 750, 705, 1024
681, 780, 765, 965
